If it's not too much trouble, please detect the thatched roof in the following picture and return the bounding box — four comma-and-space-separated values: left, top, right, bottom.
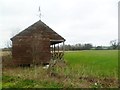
11, 20, 65, 44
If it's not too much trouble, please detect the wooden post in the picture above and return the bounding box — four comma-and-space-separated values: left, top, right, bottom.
58, 43, 59, 59
52, 45, 53, 53
54, 44, 55, 53
51, 45, 53, 60
58, 43, 59, 53
63, 41, 65, 60
53, 44, 55, 60
63, 41, 65, 53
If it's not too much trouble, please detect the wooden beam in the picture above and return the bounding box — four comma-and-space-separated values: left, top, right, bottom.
50, 40, 65, 42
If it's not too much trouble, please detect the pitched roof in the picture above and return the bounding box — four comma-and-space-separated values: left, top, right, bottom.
11, 20, 65, 43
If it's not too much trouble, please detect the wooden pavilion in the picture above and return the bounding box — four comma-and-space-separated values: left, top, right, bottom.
11, 20, 65, 65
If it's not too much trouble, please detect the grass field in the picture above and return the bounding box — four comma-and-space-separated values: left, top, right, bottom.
2, 50, 118, 88
64, 50, 118, 77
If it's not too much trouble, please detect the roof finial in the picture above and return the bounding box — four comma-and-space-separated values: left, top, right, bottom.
38, 6, 41, 20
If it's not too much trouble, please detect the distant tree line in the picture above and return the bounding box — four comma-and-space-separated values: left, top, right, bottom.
2, 39, 120, 51
59, 43, 93, 51
59, 39, 120, 51
59, 44, 109, 51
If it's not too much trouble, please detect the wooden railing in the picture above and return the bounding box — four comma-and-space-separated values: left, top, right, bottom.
51, 52, 64, 60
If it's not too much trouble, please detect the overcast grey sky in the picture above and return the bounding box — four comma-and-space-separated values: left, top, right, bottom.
0, 0, 119, 48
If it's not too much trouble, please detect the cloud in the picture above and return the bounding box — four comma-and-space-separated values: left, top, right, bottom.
0, 0, 118, 48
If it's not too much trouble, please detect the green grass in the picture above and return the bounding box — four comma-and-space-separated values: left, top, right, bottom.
2, 69, 63, 88
64, 50, 118, 78
2, 50, 118, 88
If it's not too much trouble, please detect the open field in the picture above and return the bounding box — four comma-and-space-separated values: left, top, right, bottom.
2, 50, 118, 88
64, 50, 118, 78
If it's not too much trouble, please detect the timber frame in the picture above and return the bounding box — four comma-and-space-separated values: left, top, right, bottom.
50, 40, 65, 60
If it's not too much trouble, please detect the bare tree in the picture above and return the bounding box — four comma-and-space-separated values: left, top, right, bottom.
6, 40, 12, 50
110, 39, 118, 49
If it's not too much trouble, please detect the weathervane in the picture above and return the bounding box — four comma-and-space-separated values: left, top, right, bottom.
38, 6, 42, 20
